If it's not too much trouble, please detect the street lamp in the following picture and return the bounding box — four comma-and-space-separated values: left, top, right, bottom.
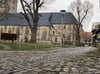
60, 10, 66, 47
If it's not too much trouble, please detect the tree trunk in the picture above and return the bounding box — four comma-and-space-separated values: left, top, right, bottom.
30, 27, 37, 44
30, 29, 37, 43
77, 29, 80, 46
75, 26, 81, 46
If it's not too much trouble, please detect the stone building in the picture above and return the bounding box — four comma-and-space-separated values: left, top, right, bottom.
92, 22, 100, 39
0, 0, 84, 44
92, 22, 100, 29
0, 12, 84, 45
91, 22, 100, 46
0, 0, 84, 45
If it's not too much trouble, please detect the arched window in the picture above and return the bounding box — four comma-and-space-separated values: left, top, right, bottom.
8, 27, 11, 33
1, 27, 3, 33
4, 26, 7, 32
42, 30, 47, 40
55, 38, 57, 42
53, 31, 55, 35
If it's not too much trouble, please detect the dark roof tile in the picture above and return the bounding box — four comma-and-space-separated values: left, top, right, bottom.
0, 12, 79, 26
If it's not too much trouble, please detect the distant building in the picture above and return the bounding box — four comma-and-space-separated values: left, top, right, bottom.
92, 22, 100, 29
82, 32, 92, 46
92, 22, 100, 39
83, 32, 92, 42
91, 22, 100, 46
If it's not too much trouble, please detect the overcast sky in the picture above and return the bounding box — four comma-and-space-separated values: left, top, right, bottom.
17, 0, 100, 32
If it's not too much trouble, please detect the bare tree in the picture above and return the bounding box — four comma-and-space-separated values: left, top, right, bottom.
20, 0, 53, 44
68, 0, 93, 46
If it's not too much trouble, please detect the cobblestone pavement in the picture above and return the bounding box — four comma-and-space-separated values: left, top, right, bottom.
0, 47, 98, 74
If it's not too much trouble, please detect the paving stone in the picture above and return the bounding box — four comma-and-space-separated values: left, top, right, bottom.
54, 68, 61, 71
43, 67, 53, 71
63, 67, 69, 72
0, 47, 97, 74
71, 67, 79, 73
39, 71, 56, 74
94, 71, 100, 74
59, 72, 69, 74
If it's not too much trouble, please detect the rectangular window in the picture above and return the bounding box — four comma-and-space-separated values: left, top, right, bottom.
55, 38, 57, 42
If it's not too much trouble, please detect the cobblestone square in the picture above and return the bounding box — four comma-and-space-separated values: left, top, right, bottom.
0, 47, 98, 74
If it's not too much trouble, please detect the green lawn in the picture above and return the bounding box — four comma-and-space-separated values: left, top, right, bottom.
86, 48, 100, 56
4, 43, 54, 51
1, 42, 76, 51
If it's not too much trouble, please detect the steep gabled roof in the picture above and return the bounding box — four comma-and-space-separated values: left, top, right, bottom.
38, 13, 51, 26
0, 13, 51, 26
0, 12, 79, 26
0, 13, 27, 26
50, 12, 76, 24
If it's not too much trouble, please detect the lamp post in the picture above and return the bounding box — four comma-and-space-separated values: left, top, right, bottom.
60, 10, 66, 47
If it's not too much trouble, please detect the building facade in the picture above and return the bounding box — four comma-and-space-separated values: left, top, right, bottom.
0, 13, 84, 45
92, 22, 100, 46
50, 24, 76, 44
0, 1, 84, 45
0, 24, 77, 44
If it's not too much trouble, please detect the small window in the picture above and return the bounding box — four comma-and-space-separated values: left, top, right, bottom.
64, 25, 66, 29
53, 31, 55, 35
55, 38, 57, 42
1, 27, 3, 33
67, 34, 71, 40
8, 27, 11, 33
42, 30, 47, 40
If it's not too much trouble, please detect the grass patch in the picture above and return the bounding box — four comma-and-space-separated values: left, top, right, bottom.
68, 55, 87, 62
3, 43, 53, 51
1, 42, 76, 51
86, 48, 100, 56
